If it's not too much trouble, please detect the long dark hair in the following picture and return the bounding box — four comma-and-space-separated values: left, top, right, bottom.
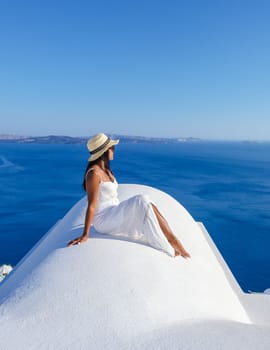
82, 150, 112, 191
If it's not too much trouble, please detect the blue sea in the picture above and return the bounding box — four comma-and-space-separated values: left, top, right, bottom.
0, 141, 269, 293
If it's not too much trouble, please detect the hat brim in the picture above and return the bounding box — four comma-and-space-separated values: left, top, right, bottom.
88, 139, 119, 162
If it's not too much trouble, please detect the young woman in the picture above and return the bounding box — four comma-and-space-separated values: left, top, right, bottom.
68, 133, 190, 258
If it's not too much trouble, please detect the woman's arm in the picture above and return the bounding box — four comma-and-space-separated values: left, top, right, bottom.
67, 171, 100, 246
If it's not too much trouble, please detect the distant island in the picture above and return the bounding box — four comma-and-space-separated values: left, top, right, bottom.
0, 134, 202, 144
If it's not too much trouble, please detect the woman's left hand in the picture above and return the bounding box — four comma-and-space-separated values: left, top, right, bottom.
67, 235, 88, 247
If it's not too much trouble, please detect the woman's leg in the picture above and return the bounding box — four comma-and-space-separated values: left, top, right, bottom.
151, 204, 190, 258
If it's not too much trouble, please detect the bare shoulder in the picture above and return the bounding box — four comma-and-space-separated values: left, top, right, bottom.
85, 170, 100, 195
85, 165, 102, 183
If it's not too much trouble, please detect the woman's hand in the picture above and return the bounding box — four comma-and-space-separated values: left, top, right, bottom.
67, 235, 88, 247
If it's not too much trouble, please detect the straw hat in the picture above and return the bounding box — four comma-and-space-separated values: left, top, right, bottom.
87, 133, 119, 161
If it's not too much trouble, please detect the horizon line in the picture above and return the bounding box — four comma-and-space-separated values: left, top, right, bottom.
0, 133, 270, 143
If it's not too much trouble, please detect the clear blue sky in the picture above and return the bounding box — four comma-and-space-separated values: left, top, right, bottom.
1, 0, 269, 140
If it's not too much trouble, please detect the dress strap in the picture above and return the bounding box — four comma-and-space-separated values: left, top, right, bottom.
85, 168, 102, 182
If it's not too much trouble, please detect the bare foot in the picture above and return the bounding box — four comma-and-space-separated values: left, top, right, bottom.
179, 249, 191, 259
171, 239, 191, 258
174, 249, 181, 257
174, 248, 190, 258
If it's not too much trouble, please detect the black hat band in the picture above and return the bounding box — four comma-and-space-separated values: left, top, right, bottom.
90, 137, 111, 155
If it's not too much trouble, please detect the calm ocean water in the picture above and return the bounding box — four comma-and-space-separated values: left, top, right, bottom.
0, 141, 269, 292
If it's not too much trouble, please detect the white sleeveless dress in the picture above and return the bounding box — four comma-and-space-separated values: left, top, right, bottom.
89, 170, 175, 256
